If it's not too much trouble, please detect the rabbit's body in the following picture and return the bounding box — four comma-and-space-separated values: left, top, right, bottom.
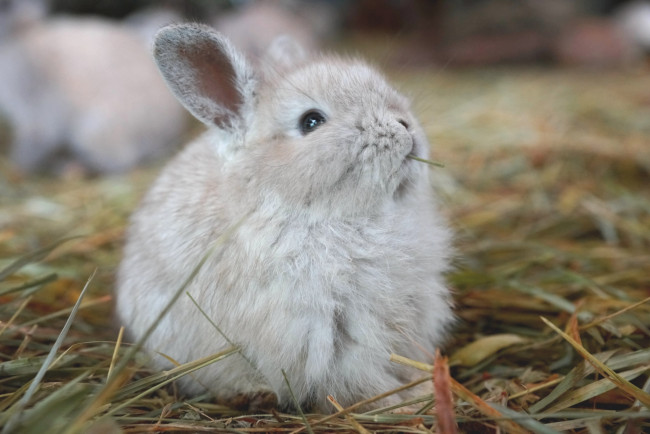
117, 24, 453, 412
0, 15, 186, 173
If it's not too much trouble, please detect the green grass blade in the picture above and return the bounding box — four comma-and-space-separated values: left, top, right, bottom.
282, 369, 314, 434
0, 273, 58, 297
15, 374, 92, 434
489, 404, 562, 434
541, 316, 650, 409
529, 350, 618, 414
1, 269, 95, 433
545, 365, 650, 414
0, 236, 79, 281
406, 154, 445, 168
104, 347, 239, 420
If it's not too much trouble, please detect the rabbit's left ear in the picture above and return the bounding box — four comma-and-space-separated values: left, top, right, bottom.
153, 24, 256, 132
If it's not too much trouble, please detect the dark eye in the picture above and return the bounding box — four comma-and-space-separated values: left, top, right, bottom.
299, 110, 326, 135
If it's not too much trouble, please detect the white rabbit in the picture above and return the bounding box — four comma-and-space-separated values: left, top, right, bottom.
116, 23, 454, 412
213, 0, 335, 60
0, 1, 186, 174
124, 6, 183, 48
0, 0, 46, 38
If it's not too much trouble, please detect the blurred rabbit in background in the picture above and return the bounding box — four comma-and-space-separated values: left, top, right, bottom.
213, 0, 339, 61
124, 5, 183, 47
0, 0, 187, 174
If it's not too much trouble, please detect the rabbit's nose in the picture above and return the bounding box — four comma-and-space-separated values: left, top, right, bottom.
397, 119, 409, 130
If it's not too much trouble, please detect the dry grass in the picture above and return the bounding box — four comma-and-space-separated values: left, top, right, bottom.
1, 65, 649, 433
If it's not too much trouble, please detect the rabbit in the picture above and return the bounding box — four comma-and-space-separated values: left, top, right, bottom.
0, 0, 187, 174
0, 0, 46, 39
616, 0, 650, 52
124, 6, 183, 48
213, 0, 339, 61
116, 23, 454, 413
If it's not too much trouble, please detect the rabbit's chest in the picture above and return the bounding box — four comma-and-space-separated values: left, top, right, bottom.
252, 220, 428, 370
249, 218, 425, 314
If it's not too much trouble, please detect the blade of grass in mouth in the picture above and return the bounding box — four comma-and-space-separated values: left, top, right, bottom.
406, 154, 445, 168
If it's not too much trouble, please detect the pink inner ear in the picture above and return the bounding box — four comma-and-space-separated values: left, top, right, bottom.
188, 42, 242, 126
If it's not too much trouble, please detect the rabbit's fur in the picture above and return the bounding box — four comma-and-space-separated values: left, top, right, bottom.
0, 3, 186, 173
117, 23, 454, 412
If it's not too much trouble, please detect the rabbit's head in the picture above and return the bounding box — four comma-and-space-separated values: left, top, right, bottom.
155, 24, 430, 217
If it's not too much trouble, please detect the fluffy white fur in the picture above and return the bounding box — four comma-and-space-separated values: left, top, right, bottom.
116, 23, 454, 412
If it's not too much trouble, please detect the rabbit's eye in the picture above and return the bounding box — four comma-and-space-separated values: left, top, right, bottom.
299, 110, 326, 135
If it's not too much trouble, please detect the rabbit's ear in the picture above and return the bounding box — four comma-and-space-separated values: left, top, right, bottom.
153, 24, 256, 131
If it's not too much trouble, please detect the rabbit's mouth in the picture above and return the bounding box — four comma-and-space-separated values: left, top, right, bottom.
399, 139, 417, 168
390, 146, 418, 199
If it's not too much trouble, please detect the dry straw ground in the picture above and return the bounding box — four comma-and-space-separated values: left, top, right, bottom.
1, 64, 649, 433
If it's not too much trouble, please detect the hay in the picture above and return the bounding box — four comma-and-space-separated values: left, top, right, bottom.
1, 65, 649, 432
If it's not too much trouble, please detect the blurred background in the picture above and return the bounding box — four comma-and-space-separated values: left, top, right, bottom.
16, 0, 650, 64
23, 0, 650, 65
1, 0, 649, 175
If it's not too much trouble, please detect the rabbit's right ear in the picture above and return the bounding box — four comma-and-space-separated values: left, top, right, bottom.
153, 24, 256, 131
